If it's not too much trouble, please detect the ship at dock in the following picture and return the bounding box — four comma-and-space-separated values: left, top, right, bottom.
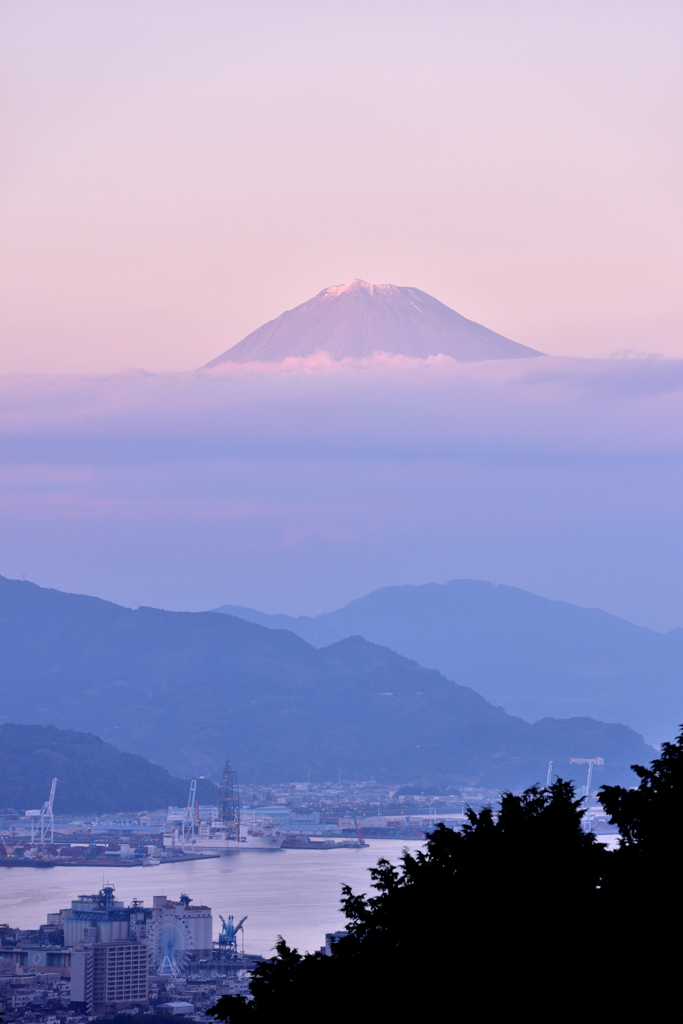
163, 759, 284, 853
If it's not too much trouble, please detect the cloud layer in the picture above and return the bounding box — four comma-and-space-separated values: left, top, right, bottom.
1, 355, 683, 630
3, 354, 683, 452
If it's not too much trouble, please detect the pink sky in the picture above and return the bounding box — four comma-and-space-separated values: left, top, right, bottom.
1, 0, 682, 373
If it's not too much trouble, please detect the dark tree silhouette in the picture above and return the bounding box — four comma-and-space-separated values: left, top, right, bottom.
598, 728, 683, 1008
600, 728, 683, 851
209, 737, 683, 1021
209, 779, 612, 1021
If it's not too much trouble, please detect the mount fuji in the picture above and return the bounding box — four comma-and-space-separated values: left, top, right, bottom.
203, 279, 542, 366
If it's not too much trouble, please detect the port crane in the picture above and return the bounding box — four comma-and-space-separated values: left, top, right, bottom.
25, 777, 57, 846
218, 914, 247, 955
570, 758, 605, 831
178, 780, 198, 841
570, 758, 604, 802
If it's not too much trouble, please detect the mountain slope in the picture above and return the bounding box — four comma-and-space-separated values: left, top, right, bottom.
0, 724, 217, 813
203, 279, 541, 365
215, 580, 683, 745
0, 576, 652, 789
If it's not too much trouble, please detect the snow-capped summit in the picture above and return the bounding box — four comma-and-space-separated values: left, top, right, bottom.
202, 279, 542, 366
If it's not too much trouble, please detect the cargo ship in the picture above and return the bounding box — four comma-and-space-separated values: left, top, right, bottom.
164, 820, 284, 853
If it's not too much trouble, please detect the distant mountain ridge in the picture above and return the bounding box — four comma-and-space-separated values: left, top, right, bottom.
202, 279, 542, 365
0, 575, 651, 789
214, 579, 683, 745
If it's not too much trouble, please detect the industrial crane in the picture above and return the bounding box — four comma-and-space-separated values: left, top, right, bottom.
26, 777, 57, 847
178, 780, 197, 841
570, 758, 604, 803
570, 757, 605, 831
0, 834, 21, 858
218, 914, 247, 955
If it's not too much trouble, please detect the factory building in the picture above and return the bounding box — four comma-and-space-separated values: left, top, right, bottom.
62, 886, 147, 946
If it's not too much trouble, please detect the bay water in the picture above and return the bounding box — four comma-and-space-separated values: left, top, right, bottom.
0, 840, 423, 956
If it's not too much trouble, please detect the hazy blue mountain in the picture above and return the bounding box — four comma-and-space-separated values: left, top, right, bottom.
0, 576, 653, 790
0, 723, 217, 813
215, 580, 683, 745
203, 279, 541, 365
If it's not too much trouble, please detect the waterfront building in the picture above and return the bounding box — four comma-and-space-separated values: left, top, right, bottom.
8, 947, 71, 971
146, 895, 213, 975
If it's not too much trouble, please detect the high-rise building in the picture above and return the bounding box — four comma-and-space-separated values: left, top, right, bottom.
71, 940, 148, 1014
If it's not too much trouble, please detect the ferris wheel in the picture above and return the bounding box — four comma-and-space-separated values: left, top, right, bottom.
147, 914, 195, 977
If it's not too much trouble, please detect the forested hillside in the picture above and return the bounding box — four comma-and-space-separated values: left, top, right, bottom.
0, 723, 217, 812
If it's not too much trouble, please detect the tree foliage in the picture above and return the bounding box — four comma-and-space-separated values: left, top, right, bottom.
600, 730, 683, 851
209, 735, 683, 1019
210, 780, 610, 1020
